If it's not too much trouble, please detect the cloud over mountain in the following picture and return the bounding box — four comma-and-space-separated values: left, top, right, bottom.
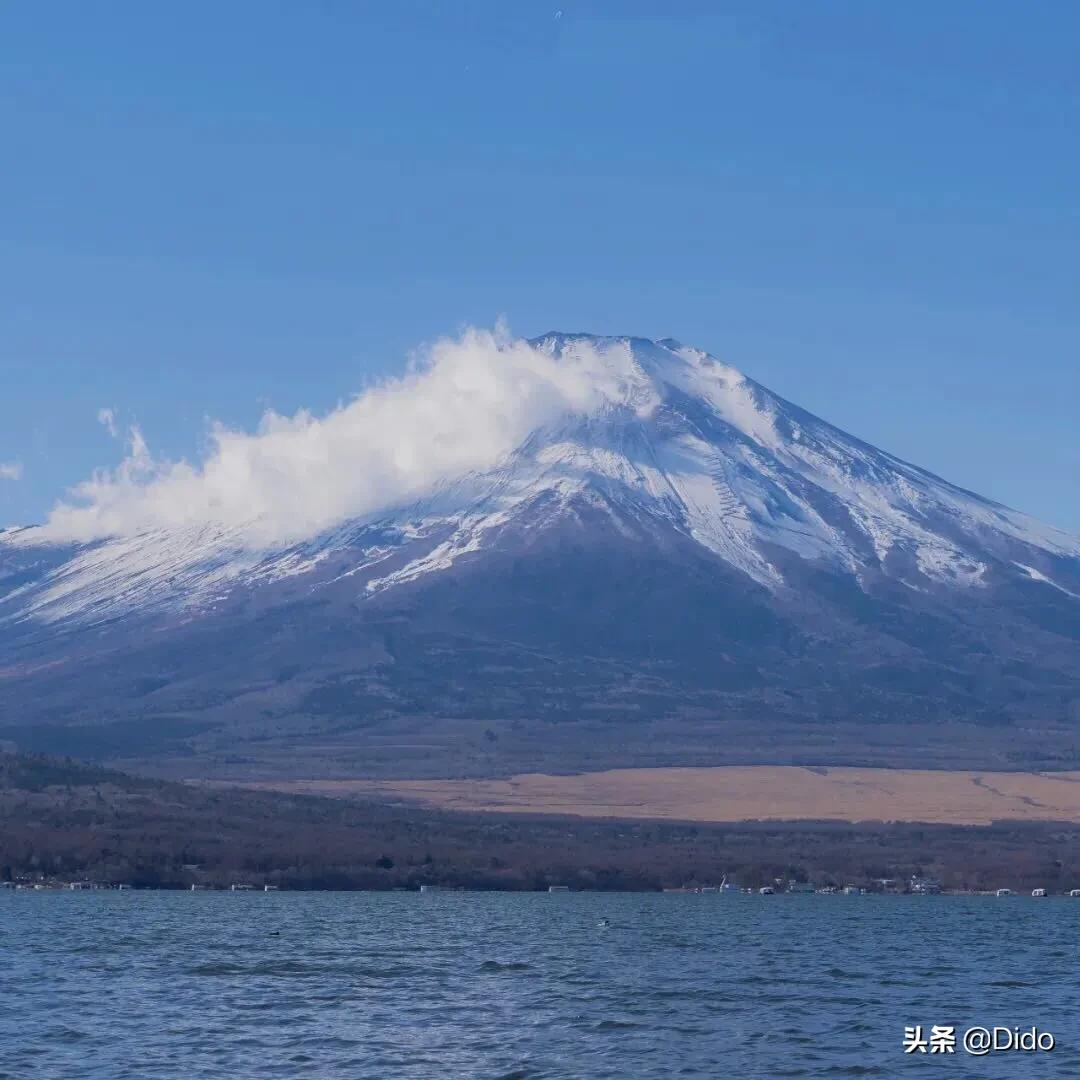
40, 327, 644, 549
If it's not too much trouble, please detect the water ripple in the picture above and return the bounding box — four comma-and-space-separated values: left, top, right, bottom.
2, 892, 1079, 1078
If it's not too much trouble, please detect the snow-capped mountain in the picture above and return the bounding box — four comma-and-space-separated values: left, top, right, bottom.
2, 334, 1078, 778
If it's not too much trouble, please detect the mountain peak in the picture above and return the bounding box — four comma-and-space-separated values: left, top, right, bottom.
528, 332, 757, 422
2, 331, 1078, 629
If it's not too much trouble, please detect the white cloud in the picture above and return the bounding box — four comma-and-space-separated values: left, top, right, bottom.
97, 407, 118, 437
0, 462, 23, 481
40, 327, 648, 549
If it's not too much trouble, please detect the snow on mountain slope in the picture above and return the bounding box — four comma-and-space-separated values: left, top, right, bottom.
2, 332, 1078, 629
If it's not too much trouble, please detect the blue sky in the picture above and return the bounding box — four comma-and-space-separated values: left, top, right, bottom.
2, 0, 1078, 529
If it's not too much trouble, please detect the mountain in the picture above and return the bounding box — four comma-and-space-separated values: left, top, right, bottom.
2, 333, 1079, 778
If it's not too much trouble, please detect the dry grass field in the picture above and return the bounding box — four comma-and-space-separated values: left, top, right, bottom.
246, 766, 1080, 826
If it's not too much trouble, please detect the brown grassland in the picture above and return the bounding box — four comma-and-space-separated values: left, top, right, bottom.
244, 765, 1080, 827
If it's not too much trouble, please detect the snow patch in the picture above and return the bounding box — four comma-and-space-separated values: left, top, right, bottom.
1014, 562, 1080, 600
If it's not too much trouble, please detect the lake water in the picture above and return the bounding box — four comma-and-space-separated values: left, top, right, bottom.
2, 891, 1078, 1078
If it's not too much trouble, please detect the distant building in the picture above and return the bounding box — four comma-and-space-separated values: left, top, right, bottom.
909, 876, 942, 895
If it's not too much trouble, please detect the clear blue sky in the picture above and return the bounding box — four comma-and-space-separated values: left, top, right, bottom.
2, 0, 1078, 529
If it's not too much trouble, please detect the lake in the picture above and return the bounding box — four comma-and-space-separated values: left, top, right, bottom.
2, 891, 1076, 1077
